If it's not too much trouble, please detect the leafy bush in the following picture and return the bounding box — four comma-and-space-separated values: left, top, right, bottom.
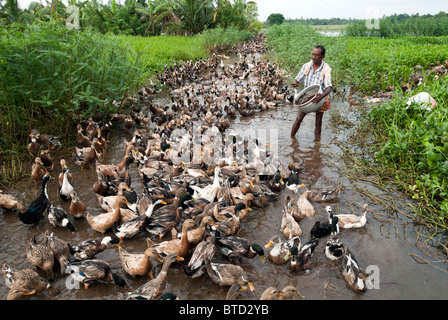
368, 79, 448, 220
201, 25, 254, 53
0, 22, 145, 152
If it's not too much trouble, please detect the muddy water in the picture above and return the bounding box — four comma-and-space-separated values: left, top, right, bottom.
1, 65, 448, 302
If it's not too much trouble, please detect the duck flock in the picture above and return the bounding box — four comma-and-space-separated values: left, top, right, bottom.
0, 33, 371, 300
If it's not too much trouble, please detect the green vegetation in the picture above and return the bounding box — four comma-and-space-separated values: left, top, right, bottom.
345, 11, 448, 37
202, 25, 254, 53
266, 13, 285, 26
1, 0, 261, 35
266, 21, 448, 228
111, 33, 208, 72
0, 22, 144, 151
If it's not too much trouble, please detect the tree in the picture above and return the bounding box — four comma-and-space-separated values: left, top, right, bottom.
266, 12, 284, 25
178, 0, 214, 34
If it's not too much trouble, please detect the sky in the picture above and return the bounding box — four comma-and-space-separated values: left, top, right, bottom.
17, 0, 447, 22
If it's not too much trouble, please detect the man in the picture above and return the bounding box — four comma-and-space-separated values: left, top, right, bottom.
290, 45, 333, 138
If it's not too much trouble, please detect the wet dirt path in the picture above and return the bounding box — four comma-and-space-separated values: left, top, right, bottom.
1, 50, 448, 301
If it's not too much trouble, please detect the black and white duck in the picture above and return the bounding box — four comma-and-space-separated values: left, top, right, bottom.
19, 174, 51, 225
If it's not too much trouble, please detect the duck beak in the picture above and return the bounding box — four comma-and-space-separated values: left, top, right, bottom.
176, 256, 184, 261
260, 255, 266, 264
284, 252, 292, 261
277, 290, 286, 297
240, 285, 248, 292
22, 289, 36, 296
264, 241, 273, 249
247, 282, 255, 292
115, 243, 122, 248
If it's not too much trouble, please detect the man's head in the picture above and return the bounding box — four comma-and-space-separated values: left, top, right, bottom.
312, 45, 326, 66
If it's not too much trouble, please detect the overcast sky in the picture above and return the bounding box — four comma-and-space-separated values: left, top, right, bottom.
17, 0, 447, 21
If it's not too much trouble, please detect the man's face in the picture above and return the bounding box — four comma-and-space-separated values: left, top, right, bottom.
312, 47, 324, 65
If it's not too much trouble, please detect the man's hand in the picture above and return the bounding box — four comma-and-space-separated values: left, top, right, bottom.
312, 93, 324, 104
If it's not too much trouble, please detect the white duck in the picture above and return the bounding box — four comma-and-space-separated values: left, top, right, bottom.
333, 204, 368, 229
190, 166, 221, 203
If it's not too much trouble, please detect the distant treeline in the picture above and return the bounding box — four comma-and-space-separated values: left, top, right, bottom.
345, 11, 448, 37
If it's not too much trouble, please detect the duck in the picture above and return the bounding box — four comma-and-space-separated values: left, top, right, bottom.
27, 134, 41, 156
48, 204, 76, 232
281, 210, 302, 238
112, 214, 147, 241
85, 117, 99, 140
279, 285, 305, 300
96, 182, 129, 211
147, 219, 196, 258
39, 149, 54, 169
264, 235, 300, 265
284, 238, 319, 273
0, 190, 25, 212
260, 287, 284, 300
334, 204, 369, 229
31, 129, 61, 149
58, 159, 73, 186
183, 236, 216, 278
118, 240, 163, 278
68, 236, 121, 260
93, 175, 117, 197
211, 229, 266, 263
76, 124, 91, 147
296, 188, 315, 218
65, 259, 127, 289
19, 174, 51, 225
145, 191, 193, 238
285, 168, 303, 193
190, 166, 222, 203
2, 263, 50, 300
172, 215, 215, 246
31, 157, 46, 186
73, 138, 101, 170
205, 258, 255, 292
226, 283, 247, 300
342, 246, 367, 293
45, 231, 70, 274
268, 169, 284, 192
86, 195, 128, 234
26, 234, 55, 281
325, 228, 344, 261
288, 157, 305, 172
69, 191, 86, 219
58, 167, 74, 201
302, 181, 342, 202
284, 195, 304, 222
120, 253, 183, 300
310, 215, 339, 239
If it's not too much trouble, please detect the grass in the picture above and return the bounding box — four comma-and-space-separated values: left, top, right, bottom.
111, 34, 208, 75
